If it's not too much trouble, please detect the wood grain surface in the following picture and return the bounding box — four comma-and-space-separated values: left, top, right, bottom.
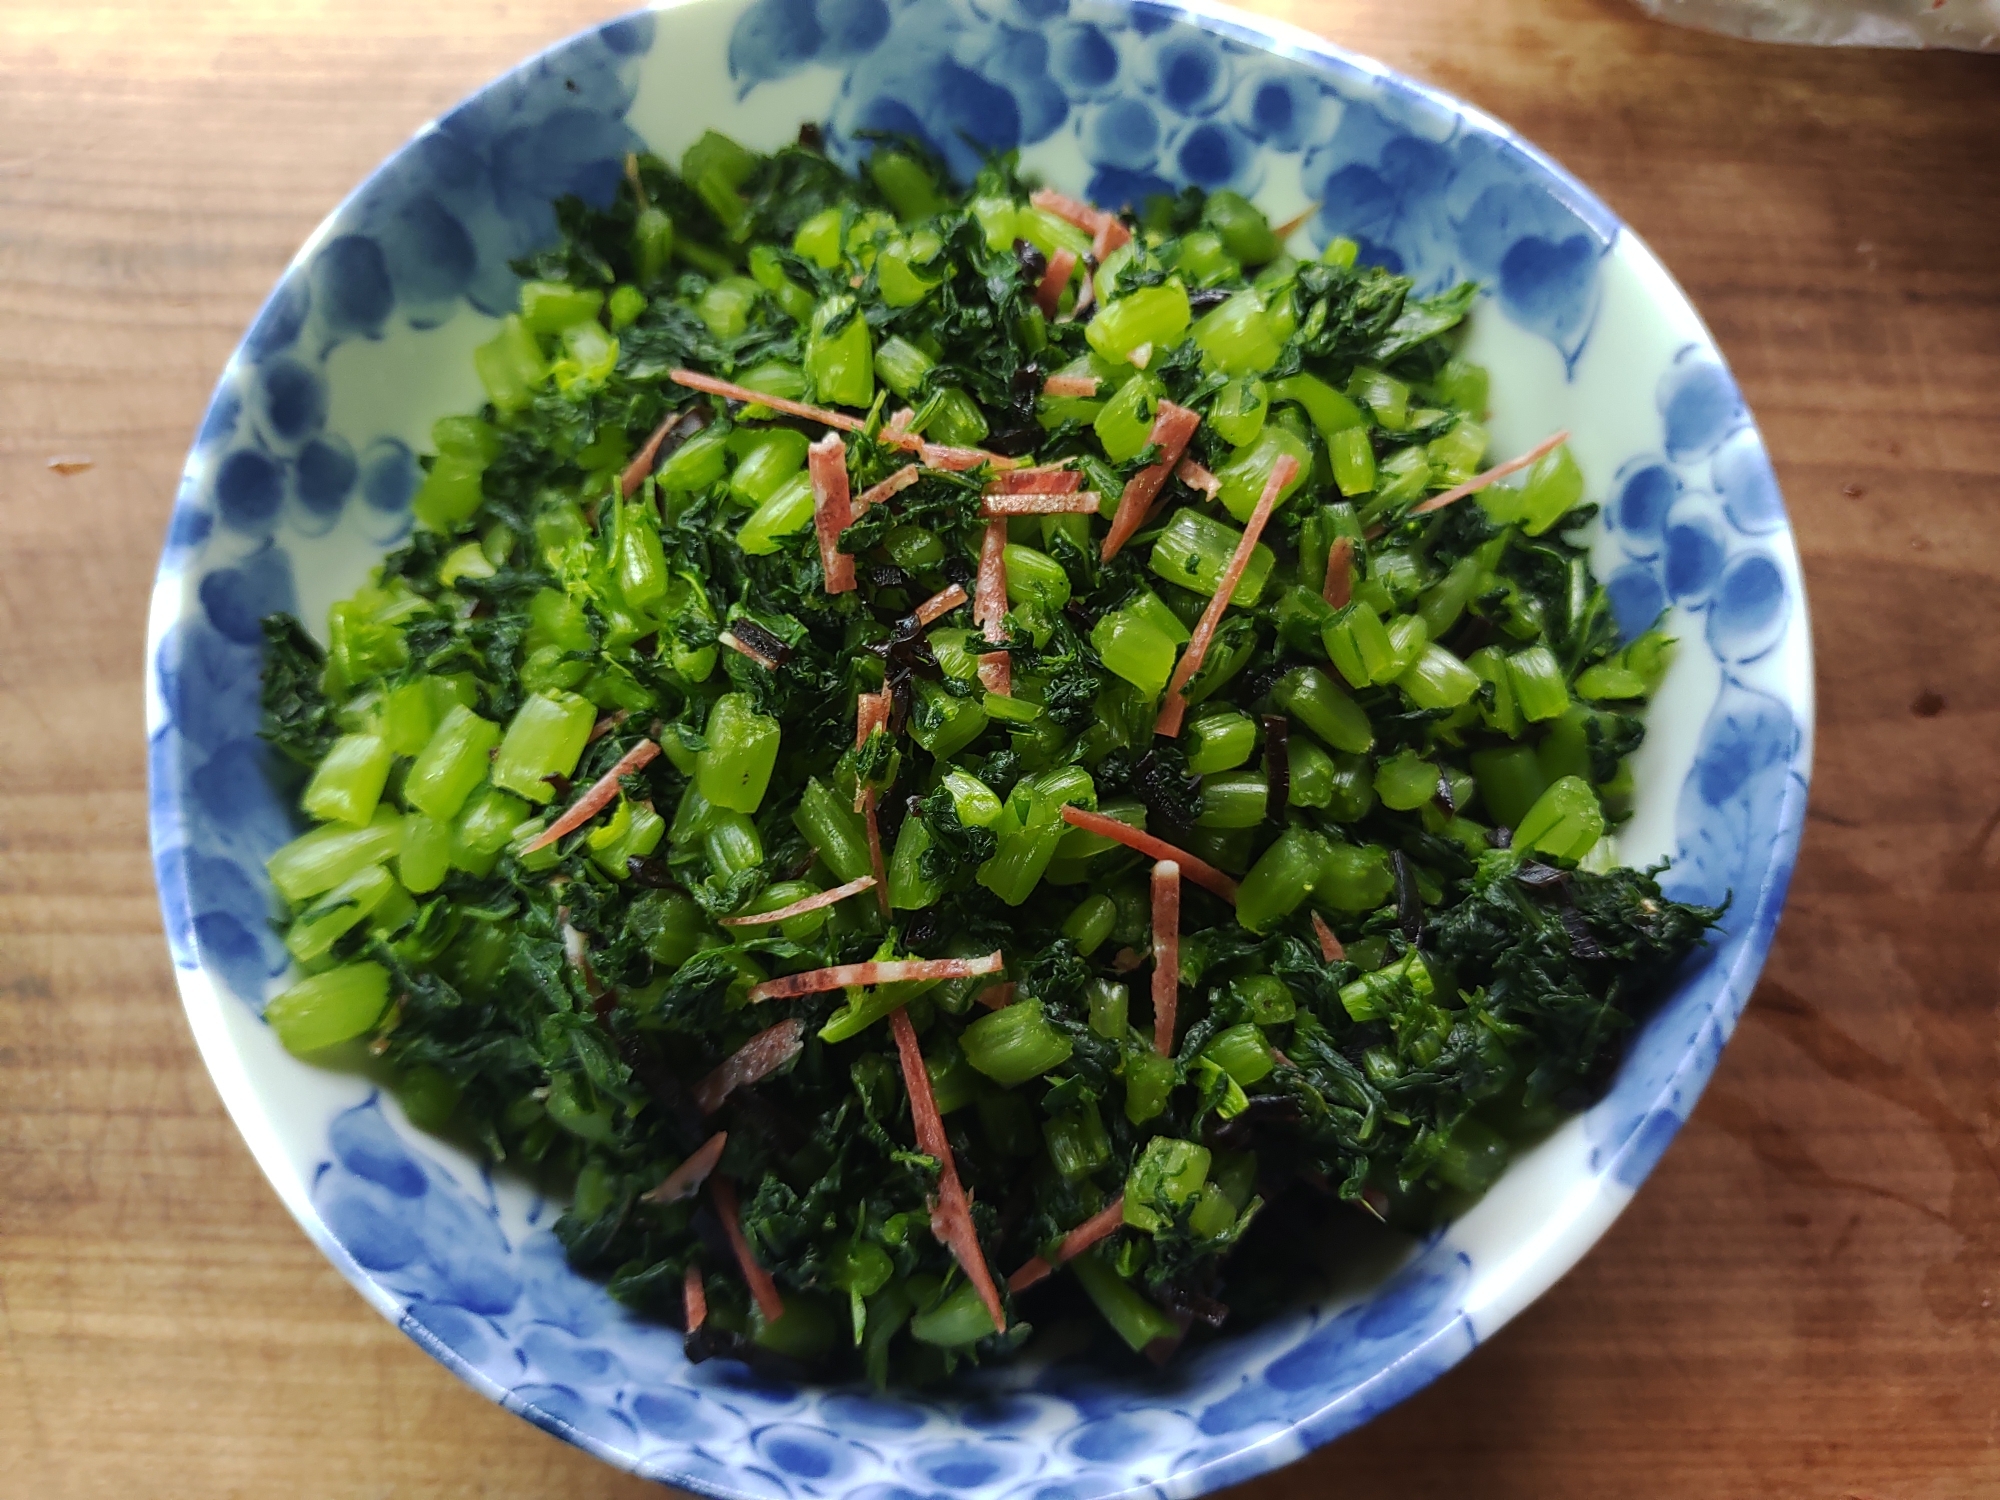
2, 2, 1996, 1495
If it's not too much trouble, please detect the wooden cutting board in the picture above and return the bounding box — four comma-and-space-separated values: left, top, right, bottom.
2, 2, 1995, 1495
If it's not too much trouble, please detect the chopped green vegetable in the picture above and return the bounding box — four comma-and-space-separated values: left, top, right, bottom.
264, 961, 390, 1055
256, 138, 1718, 1384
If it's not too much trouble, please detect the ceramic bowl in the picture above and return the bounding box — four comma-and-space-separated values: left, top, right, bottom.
145, 2, 1813, 1493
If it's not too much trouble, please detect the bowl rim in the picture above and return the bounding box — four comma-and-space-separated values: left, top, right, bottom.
145, 0, 1814, 1491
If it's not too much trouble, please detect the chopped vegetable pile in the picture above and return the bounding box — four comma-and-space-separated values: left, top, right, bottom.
256, 129, 1719, 1382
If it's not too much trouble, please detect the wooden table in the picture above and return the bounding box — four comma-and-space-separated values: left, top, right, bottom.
3, 2, 1996, 1494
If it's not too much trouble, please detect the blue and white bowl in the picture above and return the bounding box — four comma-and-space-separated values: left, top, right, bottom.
145, 2, 1813, 1493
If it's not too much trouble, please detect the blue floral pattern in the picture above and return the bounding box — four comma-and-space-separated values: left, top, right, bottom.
308, 1093, 1482, 1498
145, 3, 1811, 1496
729, 0, 1616, 371
151, 17, 657, 1000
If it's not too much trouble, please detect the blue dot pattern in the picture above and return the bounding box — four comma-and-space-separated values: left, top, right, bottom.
727, 0, 1618, 372
146, 5, 1809, 1496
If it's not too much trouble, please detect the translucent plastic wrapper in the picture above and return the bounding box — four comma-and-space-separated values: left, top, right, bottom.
1633, 0, 2000, 48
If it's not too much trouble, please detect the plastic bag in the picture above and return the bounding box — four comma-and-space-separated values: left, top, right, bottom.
1631, 0, 1999, 48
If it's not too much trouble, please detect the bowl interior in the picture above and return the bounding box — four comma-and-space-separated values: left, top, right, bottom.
146, 3, 1812, 1496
